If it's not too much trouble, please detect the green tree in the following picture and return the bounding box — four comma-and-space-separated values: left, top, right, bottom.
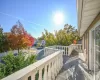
0, 51, 36, 79
38, 24, 80, 46
0, 26, 8, 52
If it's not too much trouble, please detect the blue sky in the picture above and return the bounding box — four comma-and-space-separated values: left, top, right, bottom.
0, 0, 77, 38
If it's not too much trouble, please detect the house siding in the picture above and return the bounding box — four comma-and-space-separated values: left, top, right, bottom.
82, 13, 100, 69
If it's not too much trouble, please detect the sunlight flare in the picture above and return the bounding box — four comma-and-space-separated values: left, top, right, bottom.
53, 12, 64, 25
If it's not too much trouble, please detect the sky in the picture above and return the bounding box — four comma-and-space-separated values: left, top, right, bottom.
0, 0, 77, 38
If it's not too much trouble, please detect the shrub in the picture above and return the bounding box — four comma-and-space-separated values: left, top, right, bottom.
0, 51, 36, 79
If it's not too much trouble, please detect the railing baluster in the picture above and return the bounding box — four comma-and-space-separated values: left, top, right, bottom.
48, 63, 51, 80
57, 56, 60, 72
67, 47, 68, 55
53, 60, 56, 77
65, 47, 66, 55
31, 72, 36, 80
55, 58, 58, 76
51, 61, 55, 80
64, 47, 66, 55
61, 51, 63, 67
64, 46, 65, 55
58, 55, 61, 70
39, 68, 42, 80
63, 46, 64, 55
57, 57, 59, 74
44, 65, 47, 80
60, 52, 62, 69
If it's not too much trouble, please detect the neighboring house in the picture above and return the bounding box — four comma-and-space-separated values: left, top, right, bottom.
3, 32, 11, 36
77, 0, 100, 71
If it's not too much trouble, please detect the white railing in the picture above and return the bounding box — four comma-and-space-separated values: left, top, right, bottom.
68, 44, 82, 55
56, 46, 69, 55
48, 44, 82, 56
2, 49, 63, 80
48, 45, 69, 55
44, 47, 59, 57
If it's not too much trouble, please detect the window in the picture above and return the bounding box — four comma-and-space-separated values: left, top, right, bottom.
95, 25, 100, 68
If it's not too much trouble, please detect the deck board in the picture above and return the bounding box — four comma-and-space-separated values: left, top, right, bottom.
56, 55, 85, 80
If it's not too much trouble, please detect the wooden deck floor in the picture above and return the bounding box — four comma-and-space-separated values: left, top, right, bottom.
56, 55, 85, 80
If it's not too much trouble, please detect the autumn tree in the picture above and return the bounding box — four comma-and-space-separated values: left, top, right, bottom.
8, 21, 34, 52
23, 31, 34, 47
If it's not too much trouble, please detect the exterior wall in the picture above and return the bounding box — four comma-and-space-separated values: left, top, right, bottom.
82, 32, 89, 65
82, 13, 100, 70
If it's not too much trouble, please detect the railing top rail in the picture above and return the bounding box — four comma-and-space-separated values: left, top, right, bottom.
2, 50, 62, 80
48, 44, 82, 47
71, 44, 82, 45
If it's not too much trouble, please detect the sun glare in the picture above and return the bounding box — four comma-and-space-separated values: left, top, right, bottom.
53, 12, 64, 25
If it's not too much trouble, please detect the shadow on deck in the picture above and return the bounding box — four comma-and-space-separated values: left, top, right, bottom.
56, 55, 85, 80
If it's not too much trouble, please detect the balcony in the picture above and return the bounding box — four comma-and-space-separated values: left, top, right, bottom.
2, 44, 100, 80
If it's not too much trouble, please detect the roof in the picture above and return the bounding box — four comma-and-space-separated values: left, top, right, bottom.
77, 0, 100, 37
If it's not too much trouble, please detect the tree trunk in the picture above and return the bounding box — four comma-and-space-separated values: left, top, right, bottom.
18, 48, 19, 53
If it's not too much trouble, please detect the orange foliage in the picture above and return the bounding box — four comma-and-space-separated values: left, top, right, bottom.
73, 40, 77, 44
7, 22, 34, 51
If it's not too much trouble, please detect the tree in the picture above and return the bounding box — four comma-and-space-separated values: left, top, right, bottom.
8, 21, 34, 52
38, 24, 80, 46
23, 31, 34, 47
28, 34, 34, 47
0, 26, 4, 52
0, 26, 8, 52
